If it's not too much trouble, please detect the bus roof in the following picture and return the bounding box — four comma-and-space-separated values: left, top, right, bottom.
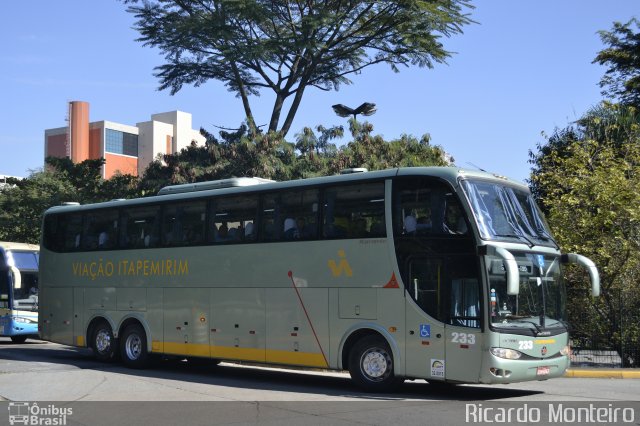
0, 241, 39, 252
43, 166, 528, 215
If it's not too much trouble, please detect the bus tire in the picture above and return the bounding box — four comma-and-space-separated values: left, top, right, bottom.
120, 324, 149, 369
348, 335, 403, 392
91, 321, 117, 362
10, 335, 27, 344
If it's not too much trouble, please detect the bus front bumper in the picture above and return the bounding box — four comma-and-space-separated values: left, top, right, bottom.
479, 354, 570, 384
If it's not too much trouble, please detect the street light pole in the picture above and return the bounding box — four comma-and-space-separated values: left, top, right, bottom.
332, 102, 377, 120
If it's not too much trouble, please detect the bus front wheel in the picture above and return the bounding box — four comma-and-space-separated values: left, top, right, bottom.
120, 324, 149, 369
348, 335, 403, 392
10, 336, 27, 344
91, 321, 117, 362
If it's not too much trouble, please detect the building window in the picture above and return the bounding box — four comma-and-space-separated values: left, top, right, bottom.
106, 129, 138, 156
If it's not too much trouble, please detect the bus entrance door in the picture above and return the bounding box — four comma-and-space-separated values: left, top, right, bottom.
404, 296, 445, 381
403, 257, 448, 380
444, 278, 482, 382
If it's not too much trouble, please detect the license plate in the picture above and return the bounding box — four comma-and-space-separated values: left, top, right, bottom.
536, 366, 550, 376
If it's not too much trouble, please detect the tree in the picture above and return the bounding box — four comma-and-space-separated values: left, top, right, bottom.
593, 18, 640, 107
0, 158, 141, 244
124, 0, 474, 136
139, 118, 450, 193
529, 103, 640, 366
0, 172, 76, 244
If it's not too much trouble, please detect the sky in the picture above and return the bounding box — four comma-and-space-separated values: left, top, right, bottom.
1, 1, 638, 184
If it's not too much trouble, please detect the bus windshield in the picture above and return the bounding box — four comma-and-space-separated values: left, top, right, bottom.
487, 252, 567, 334
461, 180, 556, 247
7, 250, 39, 311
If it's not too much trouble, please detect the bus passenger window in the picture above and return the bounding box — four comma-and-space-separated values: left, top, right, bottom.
262, 189, 319, 242
120, 206, 160, 249
84, 210, 118, 250
162, 201, 206, 246
62, 214, 83, 252
209, 196, 257, 244
323, 182, 385, 239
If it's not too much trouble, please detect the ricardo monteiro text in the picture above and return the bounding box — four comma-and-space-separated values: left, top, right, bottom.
465, 403, 635, 423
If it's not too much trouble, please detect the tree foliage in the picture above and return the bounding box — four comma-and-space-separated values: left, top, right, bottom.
0, 158, 140, 244
124, 0, 474, 136
593, 18, 640, 107
529, 103, 640, 365
140, 119, 450, 193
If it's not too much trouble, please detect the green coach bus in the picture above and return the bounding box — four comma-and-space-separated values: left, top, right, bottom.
38, 167, 599, 391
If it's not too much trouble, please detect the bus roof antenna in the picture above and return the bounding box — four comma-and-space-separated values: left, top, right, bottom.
466, 162, 487, 172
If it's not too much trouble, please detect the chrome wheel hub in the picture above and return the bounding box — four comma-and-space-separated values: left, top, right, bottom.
362, 349, 388, 379
125, 334, 142, 360
95, 330, 111, 353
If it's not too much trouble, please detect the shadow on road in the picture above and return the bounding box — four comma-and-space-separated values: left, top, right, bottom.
0, 340, 542, 401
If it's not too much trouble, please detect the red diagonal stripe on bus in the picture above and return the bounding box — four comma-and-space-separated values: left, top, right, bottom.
288, 270, 328, 367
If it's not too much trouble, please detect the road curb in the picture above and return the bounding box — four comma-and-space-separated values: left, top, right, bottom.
565, 369, 640, 379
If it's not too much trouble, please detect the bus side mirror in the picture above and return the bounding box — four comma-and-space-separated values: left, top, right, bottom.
481, 245, 520, 295
10, 266, 21, 290
561, 253, 600, 297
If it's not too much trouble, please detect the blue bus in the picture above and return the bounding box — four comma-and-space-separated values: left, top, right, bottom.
0, 242, 39, 343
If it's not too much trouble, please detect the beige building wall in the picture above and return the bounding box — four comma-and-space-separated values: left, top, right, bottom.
44, 104, 204, 179
136, 120, 175, 176
151, 110, 206, 151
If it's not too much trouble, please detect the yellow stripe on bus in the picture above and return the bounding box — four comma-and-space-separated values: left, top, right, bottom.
155, 342, 328, 368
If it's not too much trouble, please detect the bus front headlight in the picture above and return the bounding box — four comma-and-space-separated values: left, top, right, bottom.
490, 347, 523, 360
560, 345, 571, 357
13, 317, 35, 324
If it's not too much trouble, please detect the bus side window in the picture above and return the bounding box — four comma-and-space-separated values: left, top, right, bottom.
62, 214, 83, 252
280, 189, 319, 241
261, 193, 281, 242
209, 196, 258, 244
84, 209, 118, 250
0, 270, 9, 309
323, 182, 385, 239
121, 206, 160, 249
163, 201, 206, 246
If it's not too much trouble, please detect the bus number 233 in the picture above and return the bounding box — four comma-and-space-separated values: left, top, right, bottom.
451, 332, 476, 345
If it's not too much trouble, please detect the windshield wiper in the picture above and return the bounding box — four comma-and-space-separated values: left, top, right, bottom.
536, 232, 560, 250
494, 233, 536, 248
506, 317, 542, 333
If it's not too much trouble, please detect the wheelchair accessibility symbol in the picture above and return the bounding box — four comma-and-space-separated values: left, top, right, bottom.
419, 324, 431, 338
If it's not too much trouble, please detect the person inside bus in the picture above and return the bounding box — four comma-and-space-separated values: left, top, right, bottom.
215, 222, 232, 242
444, 202, 468, 235
403, 214, 417, 236
284, 218, 297, 240
244, 222, 255, 241
98, 230, 109, 248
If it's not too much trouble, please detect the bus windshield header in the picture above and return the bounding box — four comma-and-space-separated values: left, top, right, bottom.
461, 180, 556, 247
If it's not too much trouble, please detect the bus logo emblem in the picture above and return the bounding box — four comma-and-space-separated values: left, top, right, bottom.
328, 250, 353, 277
541, 346, 547, 356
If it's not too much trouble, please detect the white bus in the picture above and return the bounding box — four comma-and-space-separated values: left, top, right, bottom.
0, 242, 39, 343
38, 167, 599, 391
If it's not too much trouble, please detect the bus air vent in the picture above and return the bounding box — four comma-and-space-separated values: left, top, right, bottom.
157, 177, 275, 195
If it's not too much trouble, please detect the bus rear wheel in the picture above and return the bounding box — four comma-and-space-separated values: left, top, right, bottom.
348, 335, 403, 392
120, 324, 149, 369
10, 336, 27, 344
91, 321, 117, 362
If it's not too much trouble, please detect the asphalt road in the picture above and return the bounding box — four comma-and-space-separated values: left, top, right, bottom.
1, 337, 639, 425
